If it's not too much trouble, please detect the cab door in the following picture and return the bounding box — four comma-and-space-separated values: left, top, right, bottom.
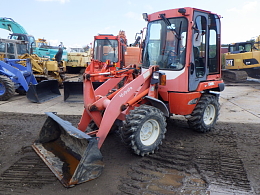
189, 11, 209, 91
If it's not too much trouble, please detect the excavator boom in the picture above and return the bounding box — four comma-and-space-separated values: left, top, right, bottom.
0, 17, 27, 34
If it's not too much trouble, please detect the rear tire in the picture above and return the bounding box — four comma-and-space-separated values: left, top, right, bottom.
121, 105, 167, 156
0, 75, 15, 101
186, 94, 219, 133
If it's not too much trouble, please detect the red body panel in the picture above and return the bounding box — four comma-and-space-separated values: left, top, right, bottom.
168, 92, 201, 115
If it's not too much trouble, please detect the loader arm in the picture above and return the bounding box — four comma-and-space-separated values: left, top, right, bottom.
78, 66, 158, 148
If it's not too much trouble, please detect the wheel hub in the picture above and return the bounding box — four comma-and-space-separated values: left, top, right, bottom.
203, 104, 216, 125
0, 83, 5, 95
140, 119, 160, 146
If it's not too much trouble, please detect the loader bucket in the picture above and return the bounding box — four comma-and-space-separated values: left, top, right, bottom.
32, 112, 104, 187
63, 81, 103, 102
27, 80, 61, 103
63, 81, 83, 102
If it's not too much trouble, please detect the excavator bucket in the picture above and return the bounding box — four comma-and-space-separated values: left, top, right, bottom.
32, 112, 104, 187
63, 81, 103, 102
27, 80, 61, 103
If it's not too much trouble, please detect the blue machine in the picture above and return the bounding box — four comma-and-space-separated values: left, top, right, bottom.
0, 59, 60, 103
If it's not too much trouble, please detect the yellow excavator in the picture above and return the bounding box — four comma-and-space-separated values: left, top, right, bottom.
223, 35, 260, 82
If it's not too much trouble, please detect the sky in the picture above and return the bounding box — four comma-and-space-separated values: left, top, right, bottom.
0, 0, 259, 49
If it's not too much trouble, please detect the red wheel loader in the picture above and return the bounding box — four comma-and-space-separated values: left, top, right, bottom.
32, 7, 225, 187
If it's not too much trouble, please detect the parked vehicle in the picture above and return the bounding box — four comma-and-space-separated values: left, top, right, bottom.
0, 58, 60, 103
63, 30, 141, 102
223, 36, 260, 82
32, 7, 224, 187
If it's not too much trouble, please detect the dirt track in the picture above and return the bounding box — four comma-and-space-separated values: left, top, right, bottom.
0, 81, 260, 195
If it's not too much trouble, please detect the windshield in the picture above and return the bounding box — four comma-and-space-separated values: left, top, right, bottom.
142, 17, 188, 70
94, 39, 118, 62
37, 41, 60, 49
229, 42, 252, 53
37, 42, 48, 48
16, 43, 28, 55
70, 48, 84, 52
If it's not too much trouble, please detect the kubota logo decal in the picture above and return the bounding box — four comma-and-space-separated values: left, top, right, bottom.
205, 82, 215, 87
119, 87, 133, 98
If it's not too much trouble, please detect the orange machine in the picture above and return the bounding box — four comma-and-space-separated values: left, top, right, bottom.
85, 30, 141, 77
63, 31, 141, 101
33, 7, 224, 187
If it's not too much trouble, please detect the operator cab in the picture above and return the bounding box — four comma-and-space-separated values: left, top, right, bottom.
10, 33, 36, 54
94, 35, 119, 63
0, 39, 28, 59
142, 7, 221, 92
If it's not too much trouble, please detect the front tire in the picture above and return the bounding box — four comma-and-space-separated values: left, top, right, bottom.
121, 105, 167, 156
186, 94, 220, 133
0, 75, 15, 101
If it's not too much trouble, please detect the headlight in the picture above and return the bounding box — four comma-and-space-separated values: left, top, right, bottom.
153, 72, 159, 80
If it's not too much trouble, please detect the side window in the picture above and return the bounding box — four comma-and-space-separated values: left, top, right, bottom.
17, 44, 28, 55
0, 42, 6, 52
0, 42, 6, 60
7, 43, 14, 54
245, 44, 252, 52
147, 23, 162, 65
29, 36, 36, 48
193, 15, 207, 78
209, 30, 216, 58
208, 14, 220, 73
7, 43, 15, 59
238, 45, 245, 51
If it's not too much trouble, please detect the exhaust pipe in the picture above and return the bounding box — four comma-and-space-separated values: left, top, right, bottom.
32, 112, 104, 187
27, 80, 61, 103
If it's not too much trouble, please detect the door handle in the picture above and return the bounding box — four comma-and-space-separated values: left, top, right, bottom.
190, 62, 194, 75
